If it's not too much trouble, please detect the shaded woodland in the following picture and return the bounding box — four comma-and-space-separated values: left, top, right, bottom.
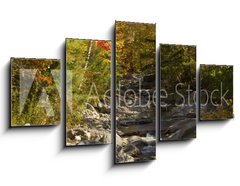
200, 65, 233, 120
116, 21, 156, 163
160, 44, 196, 140
11, 58, 61, 126
66, 39, 111, 145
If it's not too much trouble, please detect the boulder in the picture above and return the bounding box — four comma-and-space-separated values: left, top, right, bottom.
75, 135, 81, 141
116, 145, 134, 163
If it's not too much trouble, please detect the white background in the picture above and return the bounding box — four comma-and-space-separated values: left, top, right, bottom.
0, 0, 239, 186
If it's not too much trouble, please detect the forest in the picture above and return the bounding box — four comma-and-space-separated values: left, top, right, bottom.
200, 65, 233, 120
66, 39, 111, 146
160, 44, 196, 140
115, 21, 156, 163
116, 22, 155, 79
11, 58, 61, 127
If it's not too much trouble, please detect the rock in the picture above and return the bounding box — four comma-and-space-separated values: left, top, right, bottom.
116, 145, 134, 163
24, 123, 31, 126
75, 135, 81, 141
82, 109, 100, 120
65, 96, 112, 145
89, 130, 100, 141
123, 143, 140, 157
162, 118, 196, 140
98, 102, 103, 108
116, 134, 128, 147
105, 133, 111, 143
75, 128, 91, 141
99, 132, 111, 144
128, 135, 155, 149
85, 131, 91, 140
128, 135, 143, 144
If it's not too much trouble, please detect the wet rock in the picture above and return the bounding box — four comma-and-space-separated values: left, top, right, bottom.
123, 143, 140, 157
162, 118, 196, 140
116, 145, 134, 163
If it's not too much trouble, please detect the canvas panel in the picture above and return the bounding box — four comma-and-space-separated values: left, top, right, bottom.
160, 44, 196, 141
115, 21, 156, 163
11, 58, 61, 127
66, 39, 111, 146
200, 65, 233, 120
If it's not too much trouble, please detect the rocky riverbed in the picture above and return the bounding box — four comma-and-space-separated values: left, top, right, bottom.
66, 104, 111, 146
116, 74, 156, 163
160, 100, 196, 140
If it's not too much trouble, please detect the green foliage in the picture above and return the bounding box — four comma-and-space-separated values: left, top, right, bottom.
116, 21, 156, 80
200, 65, 233, 101
160, 44, 196, 93
201, 106, 233, 120
200, 65, 233, 119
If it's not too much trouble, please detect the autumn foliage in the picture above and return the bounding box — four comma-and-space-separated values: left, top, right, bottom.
66, 39, 111, 129
97, 41, 111, 51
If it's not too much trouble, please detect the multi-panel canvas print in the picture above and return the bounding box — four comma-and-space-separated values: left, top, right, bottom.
115, 21, 156, 163
11, 58, 61, 127
160, 44, 196, 141
200, 65, 233, 120
66, 39, 111, 146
